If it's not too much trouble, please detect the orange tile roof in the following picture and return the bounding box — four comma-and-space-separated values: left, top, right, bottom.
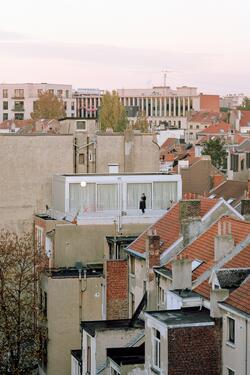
128, 198, 219, 255
199, 122, 231, 135
189, 111, 221, 124
187, 217, 250, 299
240, 110, 250, 127
0, 120, 33, 129
224, 276, 250, 315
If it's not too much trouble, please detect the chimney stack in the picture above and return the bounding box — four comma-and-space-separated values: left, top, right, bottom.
179, 199, 202, 246
214, 221, 234, 261
241, 199, 250, 220
146, 230, 160, 281
210, 288, 229, 318
171, 255, 192, 290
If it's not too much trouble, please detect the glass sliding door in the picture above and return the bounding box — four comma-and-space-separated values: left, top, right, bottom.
97, 184, 118, 210
153, 181, 177, 209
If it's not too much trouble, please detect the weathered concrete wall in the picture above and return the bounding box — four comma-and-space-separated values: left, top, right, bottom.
95, 134, 125, 173
0, 135, 73, 231
43, 275, 102, 375
53, 223, 148, 268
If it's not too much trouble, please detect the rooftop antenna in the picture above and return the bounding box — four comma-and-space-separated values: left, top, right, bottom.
161, 69, 174, 87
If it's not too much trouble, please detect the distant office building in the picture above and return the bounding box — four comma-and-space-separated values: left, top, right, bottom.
220, 93, 245, 109
75, 86, 219, 130
0, 83, 76, 121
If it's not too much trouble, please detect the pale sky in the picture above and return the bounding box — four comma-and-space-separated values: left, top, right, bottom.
1, 0, 250, 94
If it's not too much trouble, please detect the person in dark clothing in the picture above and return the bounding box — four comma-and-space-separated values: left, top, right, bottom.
139, 193, 146, 214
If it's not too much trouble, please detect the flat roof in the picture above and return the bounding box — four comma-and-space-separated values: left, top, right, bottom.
107, 344, 144, 366
145, 308, 214, 328
46, 264, 103, 279
61, 172, 173, 177
81, 318, 144, 337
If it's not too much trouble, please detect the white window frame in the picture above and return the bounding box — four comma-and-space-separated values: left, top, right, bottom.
227, 367, 235, 375
152, 328, 161, 370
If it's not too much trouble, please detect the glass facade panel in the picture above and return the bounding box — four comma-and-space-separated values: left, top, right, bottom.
97, 184, 118, 210
127, 183, 152, 209
153, 181, 177, 209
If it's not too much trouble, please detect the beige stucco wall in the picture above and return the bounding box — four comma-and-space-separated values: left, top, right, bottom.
0, 135, 73, 232
95, 132, 159, 174
129, 256, 147, 316
42, 275, 102, 375
53, 223, 148, 268
222, 310, 250, 375
96, 328, 144, 374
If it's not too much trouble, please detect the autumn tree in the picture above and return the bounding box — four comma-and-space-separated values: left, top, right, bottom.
238, 96, 250, 110
133, 110, 149, 132
31, 91, 66, 120
202, 138, 227, 169
0, 231, 46, 375
98, 90, 128, 132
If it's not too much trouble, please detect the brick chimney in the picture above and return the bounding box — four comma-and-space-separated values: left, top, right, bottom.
179, 199, 202, 246
146, 230, 160, 310
214, 221, 234, 261
146, 230, 160, 281
171, 255, 192, 290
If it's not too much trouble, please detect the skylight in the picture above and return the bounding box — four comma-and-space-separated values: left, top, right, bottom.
192, 259, 203, 272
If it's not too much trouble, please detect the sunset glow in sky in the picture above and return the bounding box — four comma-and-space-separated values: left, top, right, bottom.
1, 0, 250, 94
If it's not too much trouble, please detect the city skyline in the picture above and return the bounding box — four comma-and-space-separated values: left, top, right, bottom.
0, 0, 250, 94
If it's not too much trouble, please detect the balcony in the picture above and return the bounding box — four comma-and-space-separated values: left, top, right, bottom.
51, 173, 182, 226
12, 107, 25, 112
11, 96, 25, 99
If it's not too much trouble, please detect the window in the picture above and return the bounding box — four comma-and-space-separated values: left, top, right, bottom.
241, 159, 245, 171
3, 101, 8, 110
57, 89, 63, 97
15, 113, 24, 120
37, 89, 43, 96
14, 101, 24, 111
3, 89, 8, 98
48, 89, 54, 95
189, 125, 193, 129
130, 292, 135, 316
66, 90, 69, 98
153, 181, 177, 209
71, 102, 75, 111
97, 184, 118, 210
158, 286, 165, 305
3, 113, 8, 120
153, 329, 161, 369
36, 226, 43, 254
227, 317, 235, 344
130, 256, 135, 275
14, 89, 24, 98
64, 101, 67, 110
227, 368, 235, 375
230, 154, 239, 172
127, 183, 152, 209
76, 120, 86, 130
69, 183, 96, 212
79, 153, 85, 164
43, 291, 47, 317
196, 125, 199, 129
246, 153, 250, 168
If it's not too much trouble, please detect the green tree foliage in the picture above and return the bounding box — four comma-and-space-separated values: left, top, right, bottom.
31, 91, 66, 120
0, 231, 46, 374
202, 138, 227, 169
99, 90, 128, 132
238, 97, 250, 110
133, 111, 149, 132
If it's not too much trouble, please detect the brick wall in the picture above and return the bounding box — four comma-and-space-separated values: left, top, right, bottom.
168, 320, 222, 375
106, 259, 129, 320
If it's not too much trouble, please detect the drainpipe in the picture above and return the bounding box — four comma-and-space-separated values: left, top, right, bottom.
79, 268, 87, 330
74, 137, 77, 173
246, 319, 248, 375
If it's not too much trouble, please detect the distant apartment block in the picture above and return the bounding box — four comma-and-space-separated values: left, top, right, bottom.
0, 83, 76, 121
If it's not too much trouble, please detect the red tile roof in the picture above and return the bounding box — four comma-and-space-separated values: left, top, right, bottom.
224, 276, 250, 315
188, 217, 250, 299
198, 122, 231, 135
0, 120, 33, 129
240, 110, 250, 127
129, 198, 219, 255
189, 111, 221, 124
